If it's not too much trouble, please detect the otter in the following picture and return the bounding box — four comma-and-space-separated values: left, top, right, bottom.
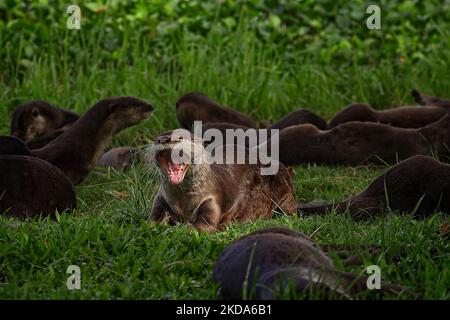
32, 97, 153, 185
213, 227, 411, 299
0, 136, 32, 156
298, 155, 450, 219
97, 146, 137, 171
268, 109, 327, 130
148, 130, 297, 233
0, 137, 76, 218
328, 91, 450, 129
274, 113, 450, 166
10, 100, 80, 147
176, 92, 257, 129
411, 89, 450, 109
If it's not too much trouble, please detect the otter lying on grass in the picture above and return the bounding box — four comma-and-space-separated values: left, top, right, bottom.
298, 155, 450, 219
328, 90, 450, 129
0, 136, 76, 219
148, 130, 296, 232
213, 227, 412, 299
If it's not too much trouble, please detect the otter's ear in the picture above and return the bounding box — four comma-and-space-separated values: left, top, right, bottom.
31, 108, 39, 117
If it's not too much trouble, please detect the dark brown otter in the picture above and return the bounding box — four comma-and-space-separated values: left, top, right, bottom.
148, 130, 296, 233
0, 152, 76, 219
0, 136, 32, 156
274, 113, 450, 166
97, 146, 137, 171
328, 103, 448, 129
268, 109, 327, 130
298, 155, 450, 219
328, 90, 450, 129
32, 97, 153, 185
176, 92, 257, 129
10, 100, 79, 147
213, 227, 411, 299
411, 89, 450, 109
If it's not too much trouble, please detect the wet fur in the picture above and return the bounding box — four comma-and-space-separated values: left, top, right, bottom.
298, 155, 450, 219
276, 113, 450, 166
149, 130, 297, 232
0, 140, 76, 218
32, 97, 153, 185
213, 227, 411, 299
176, 92, 257, 129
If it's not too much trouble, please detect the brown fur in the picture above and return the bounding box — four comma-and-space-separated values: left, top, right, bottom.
328, 103, 447, 129
268, 109, 327, 130
10, 100, 79, 146
149, 130, 297, 232
411, 89, 450, 109
0, 154, 76, 219
298, 155, 450, 219
275, 113, 450, 166
0, 136, 31, 156
176, 92, 257, 129
213, 227, 411, 299
97, 146, 137, 171
32, 97, 153, 185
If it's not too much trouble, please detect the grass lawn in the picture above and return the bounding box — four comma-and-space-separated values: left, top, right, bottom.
0, 4, 449, 299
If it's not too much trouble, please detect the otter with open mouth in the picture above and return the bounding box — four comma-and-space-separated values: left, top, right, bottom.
148, 130, 297, 232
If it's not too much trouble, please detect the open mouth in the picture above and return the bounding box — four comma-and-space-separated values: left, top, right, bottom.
157, 149, 189, 184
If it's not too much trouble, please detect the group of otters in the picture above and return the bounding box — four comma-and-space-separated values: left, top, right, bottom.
1, 89, 449, 299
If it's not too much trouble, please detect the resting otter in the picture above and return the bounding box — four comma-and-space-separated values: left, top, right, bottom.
10, 100, 79, 147
97, 146, 137, 171
148, 130, 296, 232
32, 97, 153, 185
274, 113, 450, 166
176, 92, 257, 129
0, 136, 31, 156
411, 89, 450, 109
328, 91, 450, 129
268, 109, 327, 130
213, 227, 411, 299
0, 137, 76, 218
298, 155, 450, 219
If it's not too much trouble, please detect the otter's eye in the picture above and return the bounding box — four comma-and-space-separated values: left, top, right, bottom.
32, 109, 39, 117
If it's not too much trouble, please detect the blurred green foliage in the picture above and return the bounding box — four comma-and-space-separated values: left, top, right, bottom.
1, 0, 449, 77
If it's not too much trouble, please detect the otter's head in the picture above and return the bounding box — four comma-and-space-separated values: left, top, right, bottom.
150, 129, 210, 185
94, 97, 153, 132
10, 101, 58, 142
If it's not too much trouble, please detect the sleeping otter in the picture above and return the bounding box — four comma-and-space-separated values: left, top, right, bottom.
148, 130, 296, 232
213, 227, 411, 299
298, 155, 450, 219
268, 109, 327, 130
32, 97, 153, 185
0, 137, 76, 218
176, 92, 257, 129
328, 91, 450, 129
411, 89, 450, 109
274, 113, 450, 166
10, 100, 79, 148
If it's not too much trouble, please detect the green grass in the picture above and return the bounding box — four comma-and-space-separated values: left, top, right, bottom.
0, 24, 449, 299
